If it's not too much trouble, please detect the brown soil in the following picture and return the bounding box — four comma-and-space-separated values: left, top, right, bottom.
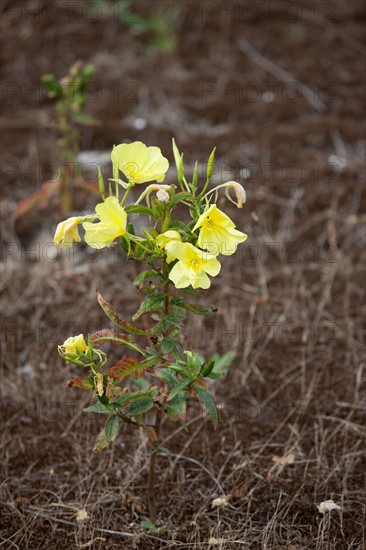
1, 1, 365, 549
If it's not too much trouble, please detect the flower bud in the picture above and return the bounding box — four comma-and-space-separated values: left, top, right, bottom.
156, 189, 170, 203
54, 217, 81, 247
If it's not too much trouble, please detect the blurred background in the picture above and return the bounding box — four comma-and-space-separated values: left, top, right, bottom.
1, 1, 365, 548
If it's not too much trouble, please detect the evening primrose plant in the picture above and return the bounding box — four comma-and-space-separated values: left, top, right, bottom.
55, 140, 247, 522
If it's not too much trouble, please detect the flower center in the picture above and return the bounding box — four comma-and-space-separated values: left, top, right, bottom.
204, 217, 213, 230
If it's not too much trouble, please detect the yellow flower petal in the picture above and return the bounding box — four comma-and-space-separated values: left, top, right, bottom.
168, 243, 221, 289
83, 196, 127, 249
193, 204, 247, 256
111, 141, 169, 185
156, 230, 182, 263
54, 217, 81, 247
63, 334, 87, 355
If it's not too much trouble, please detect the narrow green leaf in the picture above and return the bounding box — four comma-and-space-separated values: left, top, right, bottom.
181, 302, 214, 316
126, 205, 158, 218
167, 378, 191, 401
194, 386, 218, 426
168, 392, 186, 419
200, 359, 215, 378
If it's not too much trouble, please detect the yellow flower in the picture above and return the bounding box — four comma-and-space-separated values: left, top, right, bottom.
111, 141, 169, 185
63, 334, 88, 355
193, 204, 247, 256
156, 230, 182, 263
54, 217, 81, 247
168, 242, 221, 289
83, 196, 127, 249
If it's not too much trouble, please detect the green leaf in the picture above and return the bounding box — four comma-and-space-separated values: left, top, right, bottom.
194, 386, 218, 426
155, 367, 177, 387
126, 396, 154, 416
168, 392, 186, 419
169, 220, 191, 234
167, 378, 191, 401
208, 351, 236, 379
105, 414, 122, 442
133, 270, 158, 288
83, 401, 112, 414
132, 294, 163, 321
200, 359, 215, 378
126, 205, 158, 218
96, 290, 146, 335
161, 337, 175, 354
171, 192, 192, 208
181, 302, 214, 316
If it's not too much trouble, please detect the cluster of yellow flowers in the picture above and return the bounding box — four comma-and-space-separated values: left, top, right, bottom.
54, 141, 247, 290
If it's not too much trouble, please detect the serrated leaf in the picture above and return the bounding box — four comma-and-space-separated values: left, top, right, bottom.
167, 378, 191, 401
105, 414, 122, 442
96, 290, 146, 335
126, 396, 154, 416
194, 386, 218, 426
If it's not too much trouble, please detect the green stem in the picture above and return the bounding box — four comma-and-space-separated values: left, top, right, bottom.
148, 406, 163, 523
121, 185, 132, 205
